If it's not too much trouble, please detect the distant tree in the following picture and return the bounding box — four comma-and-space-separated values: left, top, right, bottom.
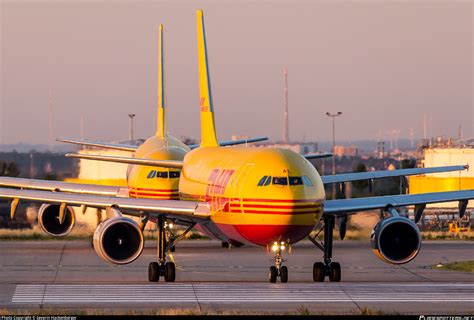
43, 173, 58, 180
401, 158, 416, 169
352, 163, 368, 190
0, 161, 20, 177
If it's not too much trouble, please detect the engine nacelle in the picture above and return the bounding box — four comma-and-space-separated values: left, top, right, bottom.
370, 217, 421, 264
38, 204, 75, 237
93, 216, 144, 265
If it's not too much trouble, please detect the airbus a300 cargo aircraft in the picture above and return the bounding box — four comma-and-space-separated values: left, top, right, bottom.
1, 10, 473, 284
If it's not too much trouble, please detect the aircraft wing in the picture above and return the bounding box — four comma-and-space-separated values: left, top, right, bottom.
66, 153, 183, 168
321, 165, 468, 185
188, 136, 269, 149
324, 189, 474, 216
0, 188, 210, 222
0, 177, 126, 196
57, 138, 138, 152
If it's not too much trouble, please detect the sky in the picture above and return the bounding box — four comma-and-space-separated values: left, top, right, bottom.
1, 0, 472, 146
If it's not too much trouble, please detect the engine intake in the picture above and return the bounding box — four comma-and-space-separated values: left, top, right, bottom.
38, 204, 75, 237
370, 217, 421, 264
93, 216, 144, 265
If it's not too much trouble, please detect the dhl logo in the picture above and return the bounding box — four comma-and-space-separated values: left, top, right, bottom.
200, 97, 209, 112
205, 169, 235, 211
206, 169, 235, 196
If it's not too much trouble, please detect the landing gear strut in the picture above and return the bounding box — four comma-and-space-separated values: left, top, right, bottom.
268, 241, 288, 283
309, 215, 341, 282
148, 218, 194, 283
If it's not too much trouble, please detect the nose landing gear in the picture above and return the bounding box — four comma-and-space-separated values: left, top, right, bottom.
268, 241, 288, 283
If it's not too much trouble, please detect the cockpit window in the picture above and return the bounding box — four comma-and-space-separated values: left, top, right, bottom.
258, 176, 268, 186
156, 171, 169, 178
302, 176, 313, 186
264, 176, 271, 186
272, 177, 288, 185
169, 171, 180, 178
289, 177, 303, 185
147, 170, 179, 179
258, 175, 312, 187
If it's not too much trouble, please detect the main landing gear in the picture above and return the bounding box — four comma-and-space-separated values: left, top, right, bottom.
148, 218, 195, 283
268, 241, 288, 283
309, 215, 341, 282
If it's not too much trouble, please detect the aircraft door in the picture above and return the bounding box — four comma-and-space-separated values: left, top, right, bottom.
231, 163, 254, 213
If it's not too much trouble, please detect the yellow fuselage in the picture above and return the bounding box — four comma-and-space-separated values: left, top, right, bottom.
179, 147, 325, 246
126, 139, 325, 247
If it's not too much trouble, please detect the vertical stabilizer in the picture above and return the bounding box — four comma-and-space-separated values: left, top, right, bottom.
196, 10, 219, 147
156, 24, 165, 138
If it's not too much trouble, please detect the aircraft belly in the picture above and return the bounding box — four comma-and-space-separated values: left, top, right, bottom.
210, 209, 322, 246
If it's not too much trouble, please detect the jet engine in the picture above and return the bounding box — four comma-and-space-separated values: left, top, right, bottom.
38, 204, 75, 237
93, 215, 144, 265
370, 216, 421, 264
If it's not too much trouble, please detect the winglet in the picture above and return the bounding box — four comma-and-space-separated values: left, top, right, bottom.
196, 10, 219, 147
156, 24, 166, 138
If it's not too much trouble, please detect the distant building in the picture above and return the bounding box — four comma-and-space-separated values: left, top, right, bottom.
333, 145, 358, 157
409, 145, 474, 208
258, 142, 319, 155
65, 145, 132, 229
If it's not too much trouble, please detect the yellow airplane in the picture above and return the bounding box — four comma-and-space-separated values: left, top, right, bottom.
0, 10, 473, 284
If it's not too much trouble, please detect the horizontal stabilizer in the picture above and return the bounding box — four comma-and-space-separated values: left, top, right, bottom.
66, 153, 183, 169
188, 136, 269, 149
57, 138, 138, 152
321, 165, 468, 185
303, 153, 333, 160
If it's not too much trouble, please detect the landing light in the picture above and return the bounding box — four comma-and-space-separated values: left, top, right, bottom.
271, 241, 286, 252
271, 243, 279, 252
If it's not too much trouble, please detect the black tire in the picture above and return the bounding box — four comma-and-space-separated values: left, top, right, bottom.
164, 262, 176, 282
329, 262, 341, 282
269, 266, 278, 283
280, 266, 288, 283
170, 245, 176, 253
148, 262, 160, 282
313, 262, 325, 282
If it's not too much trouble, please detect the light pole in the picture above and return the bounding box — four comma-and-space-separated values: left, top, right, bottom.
326, 111, 343, 199
128, 113, 136, 143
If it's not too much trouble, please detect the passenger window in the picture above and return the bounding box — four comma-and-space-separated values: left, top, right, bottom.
302, 176, 313, 186
169, 171, 180, 178
156, 171, 169, 179
147, 170, 156, 179
289, 177, 303, 185
273, 177, 288, 185
258, 176, 268, 186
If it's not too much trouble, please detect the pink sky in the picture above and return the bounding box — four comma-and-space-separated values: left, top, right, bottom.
1, 0, 472, 145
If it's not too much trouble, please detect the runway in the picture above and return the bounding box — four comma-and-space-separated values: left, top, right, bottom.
2, 240, 474, 314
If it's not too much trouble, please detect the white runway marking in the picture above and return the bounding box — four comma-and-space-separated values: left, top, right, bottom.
12, 283, 474, 304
